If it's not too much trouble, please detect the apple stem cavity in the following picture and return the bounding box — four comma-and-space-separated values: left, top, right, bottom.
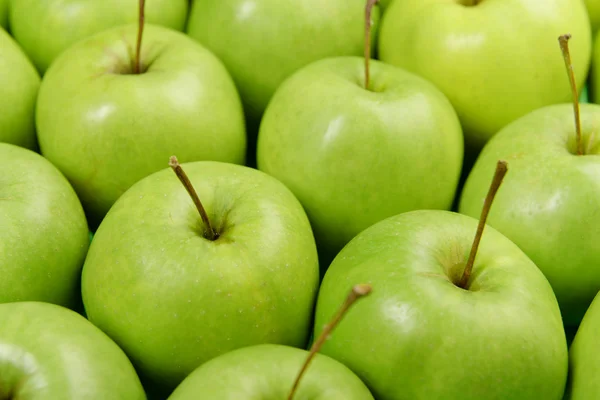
458, 160, 508, 289
169, 156, 218, 241
133, 0, 146, 74
287, 284, 372, 400
558, 34, 583, 156
364, 0, 379, 90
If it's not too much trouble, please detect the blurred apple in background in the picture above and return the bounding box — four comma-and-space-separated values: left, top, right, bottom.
0, 143, 89, 310
566, 291, 600, 399
378, 0, 591, 154
36, 21, 247, 229
82, 159, 320, 394
585, 0, 600, 36
0, 28, 40, 150
0, 302, 146, 399
593, 37, 600, 103
0, 0, 7, 29
257, 56, 463, 268
9, 0, 188, 74
186, 0, 378, 164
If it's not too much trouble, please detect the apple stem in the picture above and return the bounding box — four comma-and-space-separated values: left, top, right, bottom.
287, 284, 372, 400
364, 0, 379, 90
458, 160, 508, 289
133, 0, 146, 74
558, 34, 583, 156
169, 156, 218, 241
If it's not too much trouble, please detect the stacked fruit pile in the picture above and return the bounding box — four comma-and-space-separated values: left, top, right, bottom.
2, 0, 600, 399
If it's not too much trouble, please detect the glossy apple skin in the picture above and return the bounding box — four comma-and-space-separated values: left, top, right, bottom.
0, 143, 89, 308
9, 0, 188, 74
168, 344, 373, 399
0, 302, 145, 400
566, 291, 600, 399
37, 24, 246, 229
0, 29, 40, 150
459, 104, 600, 327
257, 57, 463, 264
585, 0, 600, 35
314, 210, 567, 400
186, 0, 379, 122
82, 161, 320, 392
379, 0, 592, 149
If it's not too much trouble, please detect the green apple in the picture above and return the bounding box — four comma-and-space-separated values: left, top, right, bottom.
0, 143, 89, 309
257, 56, 463, 265
0, 301, 145, 399
565, 291, 600, 399
459, 102, 600, 326
585, 0, 600, 35
313, 209, 568, 399
186, 0, 379, 124
0, 0, 7, 29
0, 28, 40, 150
9, 0, 188, 74
593, 36, 600, 103
378, 0, 592, 150
168, 344, 373, 399
82, 159, 320, 393
379, 0, 394, 10
37, 22, 246, 229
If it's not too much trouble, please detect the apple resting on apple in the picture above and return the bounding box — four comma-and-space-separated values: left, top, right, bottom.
36, 22, 247, 229
313, 162, 568, 399
0, 302, 146, 399
9, 0, 188, 74
378, 0, 592, 150
0, 28, 40, 150
0, 143, 89, 309
82, 159, 320, 393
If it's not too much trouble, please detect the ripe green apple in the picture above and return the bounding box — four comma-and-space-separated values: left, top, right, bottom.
0, 143, 89, 309
0, 301, 145, 399
585, 0, 600, 35
186, 0, 379, 124
257, 56, 463, 265
37, 23, 246, 229
168, 344, 373, 399
0, 0, 7, 29
314, 209, 568, 399
378, 0, 592, 150
0, 28, 40, 150
593, 37, 600, 103
565, 291, 600, 399
459, 104, 600, 326
9, 0, 188, 74
82, 160, 320, 393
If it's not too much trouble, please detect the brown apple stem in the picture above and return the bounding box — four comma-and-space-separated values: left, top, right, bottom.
169, 156, 217, 240
133, 0, 146, 74
287, 284, 372, 400
364, 0, 379, 90
558, 34, 583, 156
458, 160, 508, 289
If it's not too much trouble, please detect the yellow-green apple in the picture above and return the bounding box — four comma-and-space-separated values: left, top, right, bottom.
0, 143, 89, 309
169, 284, 374, 399
0, 302, 145, 399
0, 28, 40, 150
9, 0, 188, 73
565, 291, 600, 399
585, 0, 600, 35
460, 35, 600, 326
82, 158, 320, 394
379, 0, 592, 150
36, 13, 246, 229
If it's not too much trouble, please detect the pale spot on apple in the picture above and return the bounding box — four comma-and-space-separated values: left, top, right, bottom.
86, 103, 116, 123
236, 0, 257, 22
445, 32, 486, 51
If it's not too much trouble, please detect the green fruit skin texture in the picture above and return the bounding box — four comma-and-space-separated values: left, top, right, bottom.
459, 104, 600, 327
0, 302, 146, 400
314, 210, 568, 400
593, 35, 600, 104
82, 161, 320, 391
168, 344, 374, 399
186, 0, 379, 121
0, 28, 40, 150
0, 143, 89, 308
566, 291, 600, 399
257, 56, 463, 261
9, 0, 188, 73
0, 0, 7, 29
378, 0, 592, 149
585, 0, 600, 35
36, 24, 247, 228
